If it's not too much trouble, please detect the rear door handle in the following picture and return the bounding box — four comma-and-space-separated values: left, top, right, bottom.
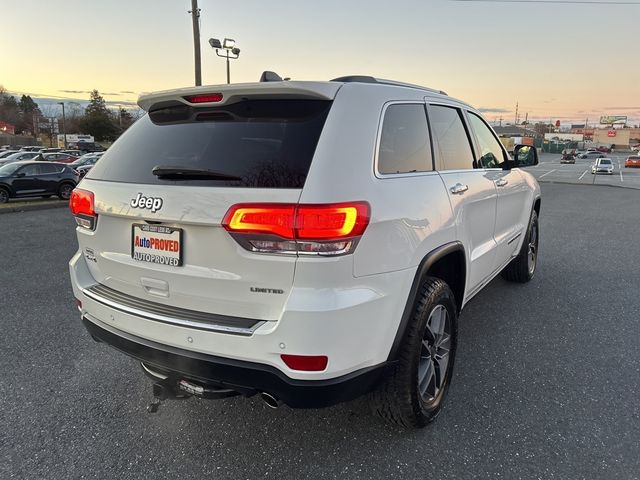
450, 183, 469, 195
495, 178, 508, 187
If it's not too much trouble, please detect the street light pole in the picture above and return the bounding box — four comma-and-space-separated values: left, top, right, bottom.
58, 102, 67, 148
209, 37, 240, 84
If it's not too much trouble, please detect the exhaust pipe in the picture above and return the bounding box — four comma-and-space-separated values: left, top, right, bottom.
260, 392, 281, 409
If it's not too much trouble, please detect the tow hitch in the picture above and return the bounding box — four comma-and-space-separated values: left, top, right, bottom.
147, 376, 240, 413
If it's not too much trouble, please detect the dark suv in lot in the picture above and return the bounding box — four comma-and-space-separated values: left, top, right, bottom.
0, 161, 79, 203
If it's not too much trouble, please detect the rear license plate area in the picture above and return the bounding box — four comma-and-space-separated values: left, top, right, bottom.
131, 224, 183, 266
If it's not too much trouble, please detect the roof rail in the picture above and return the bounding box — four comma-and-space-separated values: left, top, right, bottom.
330, 75, 447, 96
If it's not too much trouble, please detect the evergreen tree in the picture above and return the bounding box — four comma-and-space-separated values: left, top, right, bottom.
17, 95, 42, 134
79, 89, 118, 141
0, 86, 21, 126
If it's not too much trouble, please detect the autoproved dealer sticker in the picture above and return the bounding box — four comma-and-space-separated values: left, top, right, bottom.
132, 224, 182, 266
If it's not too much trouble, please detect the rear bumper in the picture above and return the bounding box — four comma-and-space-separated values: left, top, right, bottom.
82, 315, 390, 408
70, 250, 414, 381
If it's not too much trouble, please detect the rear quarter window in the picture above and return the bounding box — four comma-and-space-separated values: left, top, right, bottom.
377, 103, 432, 175
87, 100, 332, 188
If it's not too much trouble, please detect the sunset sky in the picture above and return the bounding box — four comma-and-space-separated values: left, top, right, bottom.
1, 0, 639, 125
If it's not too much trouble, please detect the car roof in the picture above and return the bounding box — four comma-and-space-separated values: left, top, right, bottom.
10, 160, 67, 166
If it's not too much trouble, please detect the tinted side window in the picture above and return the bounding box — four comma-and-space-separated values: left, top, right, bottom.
19, 164, 41, 176
468, 112, 506, 169
429, 105, 474, 171
40, 164, 62, 174
378, 104, 432, 174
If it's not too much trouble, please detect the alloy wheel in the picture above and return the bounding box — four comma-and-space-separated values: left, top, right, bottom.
418, 304, 451, 403
528, 221, 538, 274
60, 185, 73, 200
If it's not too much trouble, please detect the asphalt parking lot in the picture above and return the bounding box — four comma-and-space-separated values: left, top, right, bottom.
532, 152, 640, 189
1, 183, 639, 480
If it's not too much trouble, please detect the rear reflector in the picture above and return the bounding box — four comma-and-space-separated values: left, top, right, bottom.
69, 188, 96, 229
281, 354, 328, 371
183, 93, 223, 103
76, 299, 82, 312
222, 202, 370, 256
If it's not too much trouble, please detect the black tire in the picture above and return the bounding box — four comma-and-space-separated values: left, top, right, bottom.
371, 277, 458, 428
0, 187, 9, 204
501, 210, 539, 283
57, 183, 74, 200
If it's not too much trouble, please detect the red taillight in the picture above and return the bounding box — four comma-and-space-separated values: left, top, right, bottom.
69, 188, 94, 216
183, 93, 223, 103
296, 203, 369, 239
281, 354, 328, 371
222, 202, 370, 256
224, 204, 295, 238
69, 188, 96, 229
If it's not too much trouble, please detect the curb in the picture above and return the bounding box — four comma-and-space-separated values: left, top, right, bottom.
0, 201, 68, 214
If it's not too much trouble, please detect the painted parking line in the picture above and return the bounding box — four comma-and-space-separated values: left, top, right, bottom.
579, 170, 589, 180
539, 169, 556, 178
619, 161, 623, 182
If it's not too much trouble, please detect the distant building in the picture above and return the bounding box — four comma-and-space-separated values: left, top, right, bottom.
493, 125, 538, 138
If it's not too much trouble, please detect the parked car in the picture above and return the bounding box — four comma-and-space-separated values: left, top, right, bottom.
0, 149, 20, 159
61, 149, 82, 157
0, 160, 79, 203
75, 164, 94, 177
579, 151, 604, 159
586, 147, 598, 152
20, 146, 44, 152
591, 157, 614, 174
596, 146, 612, 153
69, 75, 541, 428
76, 141, 105, 153
0, 151, 41, 165
70, 152, 104, 169
40, 152, 77, 163
561, 149, 576, 163
624, 155, 640, 168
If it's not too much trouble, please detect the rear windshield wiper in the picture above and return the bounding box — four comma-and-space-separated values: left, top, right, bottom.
152, 165, 243, 181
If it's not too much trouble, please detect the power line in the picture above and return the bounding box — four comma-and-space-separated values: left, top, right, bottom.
451, 0, 640, 4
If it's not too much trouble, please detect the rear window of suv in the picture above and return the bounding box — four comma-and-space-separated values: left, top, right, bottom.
86, 100, 332, 188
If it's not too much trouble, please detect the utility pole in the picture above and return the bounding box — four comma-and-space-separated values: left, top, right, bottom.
58, 102, 67, 148
189, 0, 202, 86
515, 102, 519, 125
499, 116, 503, 127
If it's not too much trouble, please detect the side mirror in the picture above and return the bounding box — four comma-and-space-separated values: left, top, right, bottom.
513, 145, 538, 168
15, 172, 25, 178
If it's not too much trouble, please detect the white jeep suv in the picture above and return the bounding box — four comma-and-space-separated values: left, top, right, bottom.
69, 75, 541, 428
